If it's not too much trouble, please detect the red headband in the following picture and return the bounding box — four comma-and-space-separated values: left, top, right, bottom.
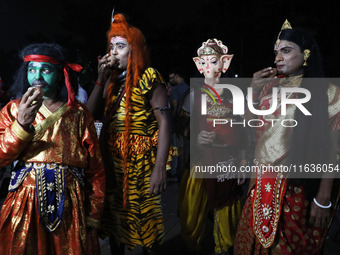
24, 54, 83, 106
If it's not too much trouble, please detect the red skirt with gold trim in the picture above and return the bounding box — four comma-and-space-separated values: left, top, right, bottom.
0, 170, 99, 255
234, 185, 329, 255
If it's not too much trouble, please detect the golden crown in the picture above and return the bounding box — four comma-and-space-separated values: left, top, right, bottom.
276, 19, 292, 45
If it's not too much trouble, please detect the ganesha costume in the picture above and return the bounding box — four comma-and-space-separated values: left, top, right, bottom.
179, 87, 245, 254
234, 75, 340, 254
0, 101, 105, 254
179, 39, 245, 254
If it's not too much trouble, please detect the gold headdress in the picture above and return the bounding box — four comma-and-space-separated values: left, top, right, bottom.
276, 19, 311, 66
276, 19, 292, 45
197, 39, 229, 56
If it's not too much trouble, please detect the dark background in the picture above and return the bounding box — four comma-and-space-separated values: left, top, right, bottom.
1, 0, 339, 93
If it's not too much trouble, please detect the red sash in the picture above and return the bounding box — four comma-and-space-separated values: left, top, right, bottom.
251, 164, 287, 248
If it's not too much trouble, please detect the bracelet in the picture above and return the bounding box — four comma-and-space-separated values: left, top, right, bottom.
313, 197, 332, 209
95, 80, 103, 87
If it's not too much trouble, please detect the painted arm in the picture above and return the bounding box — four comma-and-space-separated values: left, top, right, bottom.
87, 54, 115, 119
149, 83, 171, 195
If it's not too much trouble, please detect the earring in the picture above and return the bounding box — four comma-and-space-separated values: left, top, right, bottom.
303, 49, 311, 66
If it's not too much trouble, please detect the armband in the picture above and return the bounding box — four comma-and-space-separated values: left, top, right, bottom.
153, 106, 170, 112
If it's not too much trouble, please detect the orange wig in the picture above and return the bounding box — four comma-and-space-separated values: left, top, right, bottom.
106, 13, 150, 208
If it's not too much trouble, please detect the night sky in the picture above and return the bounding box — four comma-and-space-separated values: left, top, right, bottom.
1, 0, 340, 92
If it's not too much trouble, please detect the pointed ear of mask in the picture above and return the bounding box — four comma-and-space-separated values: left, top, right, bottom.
220, 54, 234, 73
193, 57, 204, 74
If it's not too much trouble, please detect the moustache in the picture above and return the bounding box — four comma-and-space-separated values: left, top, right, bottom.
32, 80, 49, 87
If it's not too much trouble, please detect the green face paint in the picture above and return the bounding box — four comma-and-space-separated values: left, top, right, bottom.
27, 61, 60, 99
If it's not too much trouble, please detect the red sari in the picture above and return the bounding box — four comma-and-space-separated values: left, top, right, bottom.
234, 77, 340, 254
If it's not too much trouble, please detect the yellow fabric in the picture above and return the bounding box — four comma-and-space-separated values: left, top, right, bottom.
213, 201, 241, 253
11, 120, 34, 142
179, 167, 208, 252
179, 167, 241, 253
107, 67, 166, 135
101, 67, 168, 251
33, 103, 68, 134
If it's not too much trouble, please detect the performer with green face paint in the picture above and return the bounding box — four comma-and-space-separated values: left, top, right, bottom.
0, 43, 106, 255
26, 61, 60, 99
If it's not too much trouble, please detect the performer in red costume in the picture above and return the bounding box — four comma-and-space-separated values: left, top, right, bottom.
234, 20, 340, 255
0, 43, 106, 255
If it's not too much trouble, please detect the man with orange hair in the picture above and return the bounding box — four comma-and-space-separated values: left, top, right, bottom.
87, 13, 172, 255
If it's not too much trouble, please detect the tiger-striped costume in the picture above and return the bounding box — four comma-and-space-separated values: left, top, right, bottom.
100, 67, 170, 251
